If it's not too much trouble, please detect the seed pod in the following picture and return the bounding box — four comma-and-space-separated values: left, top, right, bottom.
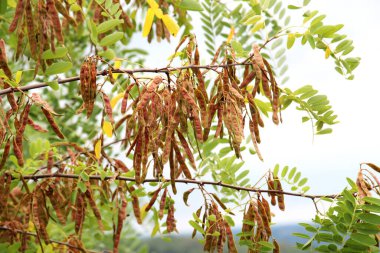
47, 149, 54, 173
173, 140, 192, 179
136, 76, 163, 111
0, 40, 12, 79
13, 137, 24, 167
47, 0, 64, 44
41, 107, 65, 139
225, 221, 238, 253
85, 185, 104, 231
274, 176, 285, 211
114, 196, 127, 253
132, 194, 142, 224
55, 0, 77, 27
114, 159, 129, 172
166, 202, 177, 233
9, 0, 25, 32
74, 192, 85, 235
133, 132, 142, 185
273, 239, 280, 253
239, 70, 256, 89
32, 188, 49, 243
121, 83, 134, 114
102, 92, 114, 124
27, 117, 48, 132
0, 138, 11, 170
169, 143, 177, 194
253, 44, 265, 70
176, 130, 196, 169
145, 187, 161, 212
158, 188, 167, 219
25, 0, 37, 57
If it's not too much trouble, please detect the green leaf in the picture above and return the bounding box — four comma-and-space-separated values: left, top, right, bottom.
287, 33, 295, 49
77, 181, 87, 193
45, 61, 73, 75
359, 213, 380, 225
273, 164, 280, 177
288, 5, 301, 9
293, 232, 310, 239
298, 177, 308, 187
363, 197, 380, 206
316, 128, 332, 135
42, 47, 68, 60
293, 171, 301, 183
47, 81, 59, 91
0, 1, 7, 14
99, 32, 124, 47
251, 20, 265, 33
351, 233, 376, 247
288, 167, 296, 180
281, 166, 289, 178
98, 49, 116, 60
189, 220, 205, 235
96, 19, 124, 34
258, 241, 274, 249
179, 0, 203, 11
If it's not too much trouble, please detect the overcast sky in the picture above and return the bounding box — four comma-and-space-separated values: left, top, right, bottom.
131, 0, 380, 232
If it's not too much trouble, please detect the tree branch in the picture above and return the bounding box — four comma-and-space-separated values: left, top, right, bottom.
13, 173, 339, 200
0, 63, 252, 96
0, 226, 97, 253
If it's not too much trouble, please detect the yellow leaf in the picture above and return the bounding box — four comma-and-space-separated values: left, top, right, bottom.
7, 0, 17, 8
94, 140, 102, 159
162, 14, 179, 36
102, 121, 113, 137
227, 26, 235, 43
140, 203, 149, 221
325, 46, 331, 59
15, 70, 22, 84
112, 60, 121, 79
153, 8, 163, 19
143, 8, 155, 37
110, 92, 124, 109
147, 0, 158, 9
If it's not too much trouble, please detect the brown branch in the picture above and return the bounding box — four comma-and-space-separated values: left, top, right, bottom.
14, 173, 339, 200
0, 63, 252, 96
0, 226, 97, 253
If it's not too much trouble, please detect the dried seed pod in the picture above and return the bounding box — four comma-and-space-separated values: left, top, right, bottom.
274, 176, 285, 211
158, 188, 167, 219
132, 194, 142, 224
25, 0, 37, 57
47, 149, 54, 173
8, 0, 25, 32
173, 140, 192, 179
136, 76, 163, 111
145, 187, 161, 212
0, 138, 11, 170
166, 202, 177, 233
102, 92, 114, 124
13, 137, 24, 167
41, 107, 65, 139
55, 0, 77, 27
47, 0, 64, 43
176, 130, 196, 169
74, 192, 85, 235
0, 40, 12, 79
27, 117, 48, 132
85, 186, 104, 231
225, 221, 238, 253
114, 195, 127, 253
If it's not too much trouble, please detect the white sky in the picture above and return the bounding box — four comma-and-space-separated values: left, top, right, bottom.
130, 0, 380, 232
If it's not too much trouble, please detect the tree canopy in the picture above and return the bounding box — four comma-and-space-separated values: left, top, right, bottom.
0, 0, 379, 253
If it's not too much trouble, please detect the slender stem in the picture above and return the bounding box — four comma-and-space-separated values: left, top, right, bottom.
12, 173, 339, 200
0, 63, 253, 96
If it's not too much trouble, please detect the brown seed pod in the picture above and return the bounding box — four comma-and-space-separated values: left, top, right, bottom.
54, 0, 77, 27
9, 0, 25, 32
166, 202, 177, 233
102, 92, 114, 124
41, 107, 65, 139
145, 186, 161, 212
225, 221, 238, 253
27, 117, 48, 133
74, 192, 85, 235
176, 130, 196, 169
0, 40, 12, 79
47, 149, 54, 173
173, 140, 192, 179
85, 185, 104, 231
239, 70, 256, 89
13, 137, 24, 167
158, 188, 167, 220
274, 176, 285, 211
0, 138, 11, 170
131, 194, 142, 224
114, 195, 127, 253
25, 0, 37, 57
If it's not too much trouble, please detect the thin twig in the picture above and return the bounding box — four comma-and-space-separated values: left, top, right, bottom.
0, 63, 253, 96
0, 226, 98, 253
12, 173, 339, 200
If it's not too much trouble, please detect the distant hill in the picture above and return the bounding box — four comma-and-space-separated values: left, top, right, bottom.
143, 223, 306, 253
